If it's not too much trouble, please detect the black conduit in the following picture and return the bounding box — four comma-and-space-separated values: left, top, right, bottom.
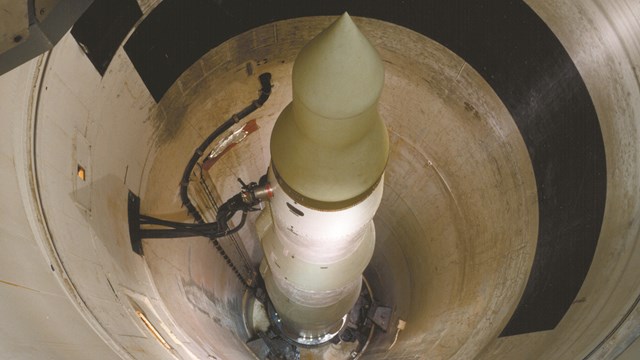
178, 72, 272, 288
180, 72, 272, 223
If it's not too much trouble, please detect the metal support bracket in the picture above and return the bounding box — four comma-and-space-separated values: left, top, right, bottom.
127, 191, 143, 255
367, 304, 393, 332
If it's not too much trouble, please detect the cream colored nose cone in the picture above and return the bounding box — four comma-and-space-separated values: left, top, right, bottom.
270, 12, 388, 206
259, 12, 388, 345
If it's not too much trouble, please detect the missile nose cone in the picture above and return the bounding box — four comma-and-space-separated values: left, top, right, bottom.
293, 13, 384, 119
270, 13, 389, 206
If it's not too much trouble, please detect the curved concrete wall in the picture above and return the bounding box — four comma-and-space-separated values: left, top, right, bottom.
0, 0, 638, 359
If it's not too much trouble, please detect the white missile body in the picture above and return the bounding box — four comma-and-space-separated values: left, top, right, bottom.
257, 13, 388, 345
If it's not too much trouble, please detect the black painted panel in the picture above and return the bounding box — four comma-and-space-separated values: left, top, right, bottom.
124, 0, 235, 102
124, 0, 606, 335
71, 0, 141, 76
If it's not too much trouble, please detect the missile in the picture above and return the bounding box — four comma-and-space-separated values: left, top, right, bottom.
257, 12, 388, 345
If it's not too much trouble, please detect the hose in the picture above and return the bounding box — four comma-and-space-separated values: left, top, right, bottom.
179, 73, 272, 224
135, 73, 272, 288
176, 73, 271, 288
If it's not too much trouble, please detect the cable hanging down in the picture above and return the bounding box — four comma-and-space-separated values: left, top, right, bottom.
180, 72, 272, 222
128, 73, 273, 288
